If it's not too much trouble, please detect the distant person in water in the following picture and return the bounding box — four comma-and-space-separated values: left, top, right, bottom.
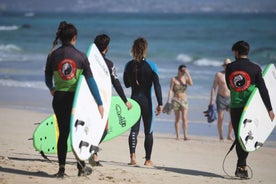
166, 64, 193, 140
123, 37, 163, 166
45, 21, 103, 177
209, 58, 234, 141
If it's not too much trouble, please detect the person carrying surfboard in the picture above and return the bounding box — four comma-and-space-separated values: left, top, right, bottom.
45, 21, 104, 177
124, 37, 163, 166
225, 40, 275, 179
90, 34, 133, 166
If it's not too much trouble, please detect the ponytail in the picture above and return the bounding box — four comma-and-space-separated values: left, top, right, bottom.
49, 21, 77, 54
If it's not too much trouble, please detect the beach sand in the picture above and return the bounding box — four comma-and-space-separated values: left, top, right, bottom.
1, 107, 276, 184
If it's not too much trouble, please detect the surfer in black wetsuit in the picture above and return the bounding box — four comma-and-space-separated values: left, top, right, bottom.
90, 34, 132, 166
45, 21, 103, 177
124, 37, 163, 166
225, 40, 274, 179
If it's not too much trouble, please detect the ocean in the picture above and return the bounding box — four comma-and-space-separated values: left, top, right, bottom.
1, 12, 276, 141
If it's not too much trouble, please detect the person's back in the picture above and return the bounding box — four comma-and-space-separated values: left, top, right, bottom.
216, 71, 230, 97
47, 45, 87, 92
226, 58, 264, 108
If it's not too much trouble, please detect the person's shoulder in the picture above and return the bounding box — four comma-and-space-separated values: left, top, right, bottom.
144, 59, 158, 71
105, 57, 114, 67
72, 46, 87, 58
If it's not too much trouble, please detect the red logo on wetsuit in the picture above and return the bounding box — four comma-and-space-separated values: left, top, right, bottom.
58, 59, 77, 80
229, 70, 251, 92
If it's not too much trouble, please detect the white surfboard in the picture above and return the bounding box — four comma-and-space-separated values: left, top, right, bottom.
70, 43, 111, 160
238, 63, 276, 152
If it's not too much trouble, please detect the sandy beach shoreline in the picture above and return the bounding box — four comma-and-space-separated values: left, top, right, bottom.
1, 107, 276, 184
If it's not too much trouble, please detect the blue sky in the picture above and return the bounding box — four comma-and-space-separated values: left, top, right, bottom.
0, 0, 275, 13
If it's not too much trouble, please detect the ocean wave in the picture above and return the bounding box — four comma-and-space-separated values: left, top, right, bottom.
176, 53, 222, 67
0, 44, 22, 52
0, 79, 47, 90
0, 25, 19, 31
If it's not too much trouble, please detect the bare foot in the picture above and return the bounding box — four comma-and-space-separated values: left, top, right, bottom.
128, 160, 137, 165
128, 153, 136, 165
184, 137, 190, 141
227, 137, 234, 141
144, 160, 154, 166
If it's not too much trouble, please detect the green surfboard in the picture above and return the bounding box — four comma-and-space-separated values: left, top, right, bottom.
32, 115, 71, 154
103, 96, 141, 142
32, 96, 140, 154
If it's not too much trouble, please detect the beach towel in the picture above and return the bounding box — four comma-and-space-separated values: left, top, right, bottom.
203, 104, 217, 123
162, 102, 173, 114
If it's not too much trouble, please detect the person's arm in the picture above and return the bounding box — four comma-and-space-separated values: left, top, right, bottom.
45, 55, 55, 96
150, 62, 163, 115
123, 63, 131, 88
86, 77, 103, 106
110, 65, 132, 110
184, 68, 193, 86
86, 76, 104, 118
209, 74, 218, 105
167, 78, 174, 103
256, 68, 273, 120
110, 64, 128, 103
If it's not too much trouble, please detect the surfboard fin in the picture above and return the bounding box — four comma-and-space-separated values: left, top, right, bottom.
75, 120, 85, 127
243, 119, 252, 127
79, 140, 89, 149
254, 142, 263, 148
245, 131, 254, 143
89, 145, 100, 153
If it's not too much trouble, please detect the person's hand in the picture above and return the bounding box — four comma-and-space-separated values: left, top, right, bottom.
268, 110, 275, 122
98, 105, 104, 119
155, 105, 162, 116
125, 101, 133, 110
50, 90, 55, 96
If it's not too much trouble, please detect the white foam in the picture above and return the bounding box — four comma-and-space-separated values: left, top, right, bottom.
0, 25, 19, 31
0, 79, 47, 90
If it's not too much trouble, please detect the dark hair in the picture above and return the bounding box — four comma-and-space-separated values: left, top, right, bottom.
50, 21, 77, 53
131, 37, 148, 61
178, 64, 187, 71
94, 34, 110, 52
232, 40, 250, 56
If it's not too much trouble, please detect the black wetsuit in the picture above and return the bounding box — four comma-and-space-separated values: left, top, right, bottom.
45, 44, 102, 170
123, 59, 162, 160
225, 58, 272, 168
99, 54, 128, 142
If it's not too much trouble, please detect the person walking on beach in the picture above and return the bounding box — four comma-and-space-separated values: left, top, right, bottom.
89, 34, 132, 166
225, 40, 274, 179
123, 37, 163, 166
209, 58, 233, 141
45, 21, 104, 177
166, 64, 193, 140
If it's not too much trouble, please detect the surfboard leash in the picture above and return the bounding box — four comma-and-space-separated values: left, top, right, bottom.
40, 151, 52, 162
222, 140, 253, 180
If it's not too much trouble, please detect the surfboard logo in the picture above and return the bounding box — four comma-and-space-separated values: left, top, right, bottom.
115, 104, 126, 127
58, 58, 77, 80
229, 70, 251, 92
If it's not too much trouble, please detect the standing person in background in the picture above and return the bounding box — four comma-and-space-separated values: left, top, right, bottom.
90, 34, 132, 166
166, 64, 193, 141
209, 58, 233, 141
45, 21, 104, 177
124, 37, 163, 166
225, 40, 274, 179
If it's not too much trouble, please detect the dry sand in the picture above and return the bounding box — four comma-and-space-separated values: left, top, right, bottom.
1, 107, 276, 184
